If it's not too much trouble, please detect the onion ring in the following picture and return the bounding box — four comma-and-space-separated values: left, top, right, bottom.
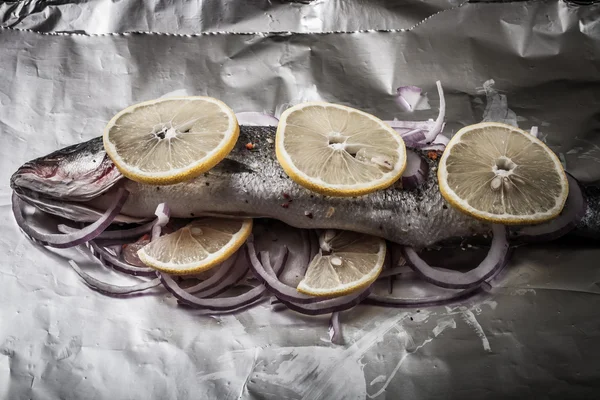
247, 239, 334, 304
189, 251, 249, 298
509, 175, 585, 243
404, 224, 509, 289
364, 286, 481, 308
160, 247, 288, 311
88, 240, 157, 276
258, 250, 372, 315
273, 287, 371, 316
328, 312, 343, 344
400, 150, 429, 189
184, 255, 238, 294
68, 260, 160, 296
12, 188, 128, 248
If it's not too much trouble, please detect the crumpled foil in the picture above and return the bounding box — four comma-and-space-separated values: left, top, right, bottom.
1, 1, 600, 399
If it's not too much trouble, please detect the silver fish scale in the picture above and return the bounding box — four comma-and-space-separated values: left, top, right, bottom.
109, 126, 490, 248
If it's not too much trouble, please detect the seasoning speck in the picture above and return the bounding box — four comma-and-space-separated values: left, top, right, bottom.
304, 211, 313, 219
427, 151, 439, 160
326, 207, 335, 218
245, 143, 255, 150
281, 203, 289, 209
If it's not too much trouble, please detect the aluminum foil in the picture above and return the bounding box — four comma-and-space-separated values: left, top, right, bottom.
0, 0, 462, 34
2, 1, 600, 399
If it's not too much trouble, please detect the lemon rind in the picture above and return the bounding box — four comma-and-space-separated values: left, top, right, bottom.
276, 102, 407, 197
103, 96, 239, 186
137, 219, 253, 275
437, 121, 569, 225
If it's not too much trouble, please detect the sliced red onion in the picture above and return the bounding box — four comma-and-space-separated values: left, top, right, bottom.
270, 296, 287, 312
274, 286, 371, 316
108, 244, 123, 257
401, 81, 446, 145
151, 203, 170, 241
96, 203, 168, 242
309, 230, 320, 260
97, 220, 155, 240
404, 224, 509, 289
400, 150, 429, 189
378, 266, 411, 279
160, 248, 287, 312
170, 280, 267, 311
328, 312, 343, 345
530, 126, 539, 138
395, 85, 430, 112
364, 286, 481, 308
55, 223, 156, 276
259, 228, 313, 288
386, 120, 434, 131
91, 238, 131, 248
421, 133, 449, 151
68, 260, 160, 296
247, 240, 332, 304
509, 175, 585, 243
255, 249, 371, 315
12, 189, 128, 248
184, 254, 238, 294
88, 240, 157, 276
235, 112, 279, 126
189, 251, 250, 298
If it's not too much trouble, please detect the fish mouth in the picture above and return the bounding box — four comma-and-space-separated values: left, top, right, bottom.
10, 157, 123, 202
10, 163, 56, 192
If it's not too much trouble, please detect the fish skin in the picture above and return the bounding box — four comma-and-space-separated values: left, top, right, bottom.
10, 126, 600, 248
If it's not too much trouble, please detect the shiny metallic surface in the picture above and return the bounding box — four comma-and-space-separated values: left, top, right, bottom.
1, 1, 600, 399
0, 0, 463, 34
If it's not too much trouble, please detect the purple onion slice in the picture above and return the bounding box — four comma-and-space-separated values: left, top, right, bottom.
404, 224, 509, 289
395, 85, 430, 112
159, 247, 287, 311
88, 240, 157, 276
184, 255, 238, 294
247, 240, 334, 304
509, 175, 585, 243
273, 287, 371, 316
399, 81, 446, 146
400, 150, 429, 189
68, 260, 160, 296
96, 220, 155, 240
151, 203, 170, 241
190, 251, 249, 298
257, 250, 371, 315
328, 312, 343, 344
12, 188, 128, 248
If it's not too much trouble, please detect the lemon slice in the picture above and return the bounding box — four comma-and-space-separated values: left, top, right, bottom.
103, 97, 239, 185
137, 218, 252, 275
438, 122, 568, 224
276, 102, 407, 196
297, 230, 386, 297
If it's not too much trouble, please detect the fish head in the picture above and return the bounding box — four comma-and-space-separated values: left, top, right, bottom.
10, 137, 122, 202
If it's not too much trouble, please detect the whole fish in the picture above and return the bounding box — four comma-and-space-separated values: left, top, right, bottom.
10, 126, 600, 248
